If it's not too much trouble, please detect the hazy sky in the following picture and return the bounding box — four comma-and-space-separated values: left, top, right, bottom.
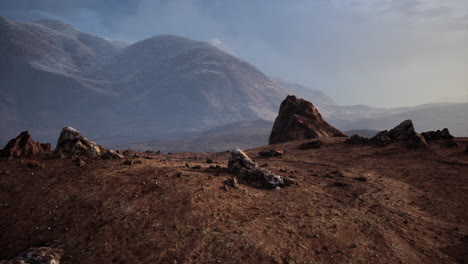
1, 0, 467, 107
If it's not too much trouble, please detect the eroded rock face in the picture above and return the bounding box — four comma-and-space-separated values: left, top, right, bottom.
370, 120, 428, 149
0, 131, 44, 157
421, 128, 454, 141
54, 127, 122, 159
1, 246, 63, 264
269, 95, 346, 145
228, 149, 297, 189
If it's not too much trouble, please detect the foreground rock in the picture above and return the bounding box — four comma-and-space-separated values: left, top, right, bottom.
0, 245, 63, 264
371, 120, 428, 149
228, 149, 297, 189
54, 127, 123, 159
269, 95, 346, 145
0, 131, 47, 157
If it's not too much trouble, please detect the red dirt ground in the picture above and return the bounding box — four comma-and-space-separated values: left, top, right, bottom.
1, 138, 467, 263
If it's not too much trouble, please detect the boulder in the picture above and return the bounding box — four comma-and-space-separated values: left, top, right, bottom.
269, 95, 346, 145
227, 149, 297, 189
0, 131, 44, 157
54, 127, 121, 159
388, 120, 415, 140
1, 245, 62, 264
421, 128, 454, 141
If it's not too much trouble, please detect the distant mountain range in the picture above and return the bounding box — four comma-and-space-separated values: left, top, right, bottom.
0, 17, 466, 150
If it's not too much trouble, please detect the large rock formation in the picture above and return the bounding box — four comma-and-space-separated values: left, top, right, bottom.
0, 131, 46, 157
269, 95, 346, 145
421, 128, 454, 141
371, 120, 428, 149
54, 127, 123, 159
227, 149, 296, 189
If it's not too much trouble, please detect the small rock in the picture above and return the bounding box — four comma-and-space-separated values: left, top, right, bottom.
206, 158, 214, 164
354, 177, 368, 182
192, 165, 202, 169
299, 140, 323, 150
224, 177, 239, 188
333, 181, 348, 188
258, 149, 283, 157
123, 160, 134, 165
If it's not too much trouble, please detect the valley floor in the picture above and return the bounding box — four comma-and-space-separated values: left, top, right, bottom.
1, 138, 467, 263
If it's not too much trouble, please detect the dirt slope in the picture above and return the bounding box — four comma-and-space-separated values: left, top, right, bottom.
0, 138, 467, 263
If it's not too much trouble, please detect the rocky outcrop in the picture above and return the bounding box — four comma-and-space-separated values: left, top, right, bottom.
371, 120, 428, 149
0, 245, 63, 264
421, 128, 454, 141
228, 149, 297, 189
269, 95, 346, 145
344, 134, 371, 145
0, 131, 45, 157
54, 127, 123, 159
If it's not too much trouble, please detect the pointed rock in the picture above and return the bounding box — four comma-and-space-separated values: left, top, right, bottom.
269, 95, 346, 145
0, 131, 44, 157
371, 120, 428, 149
54, 127, 122, 159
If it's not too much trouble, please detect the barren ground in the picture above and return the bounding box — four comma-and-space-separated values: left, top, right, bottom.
1, 138, 467, 263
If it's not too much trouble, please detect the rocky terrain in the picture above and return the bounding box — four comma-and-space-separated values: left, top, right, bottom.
1, 132, 467, 263
1, 95, 467, 263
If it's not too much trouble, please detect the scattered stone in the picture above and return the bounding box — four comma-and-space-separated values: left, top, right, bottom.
132, 154, 141, 158
299, 140, 323, 150
269, 95, 346, 145
144, 156, 154, 159
123, 160, 134, 165
206, 158, 214, 164
76, 159, 86, 167
27, 162, 45, 169
192, 165, 202, 169
354, 177, 368, 182
258, 149, 283, 157
0, 131, 44, 157
101, 149, 124, 159
224, 177, 239, 188
333, 181, 348, 188
421, 128, 454, 141
325, 170, 345, 178
227, 149, 297, 189
344, 134, 371, 145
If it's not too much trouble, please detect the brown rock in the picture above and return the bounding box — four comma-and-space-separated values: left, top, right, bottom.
0, 131, 44, 157
371, 130, 392, 147
269, 95, 346, 145
371, 120, 428, 149
228, 149, 297, 189
299, 140, 324, 150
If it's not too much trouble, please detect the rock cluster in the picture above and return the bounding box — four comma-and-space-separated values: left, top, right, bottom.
0, 245, 63, 264
228, 149, 297, 189
421, 128, 454, 141
269, 95, 346, 145
54, 127, 122, 159
0, 131, 50, 157
370, 120, 428, 149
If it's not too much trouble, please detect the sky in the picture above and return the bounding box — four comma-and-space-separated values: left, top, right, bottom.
1, 0, 467, 107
